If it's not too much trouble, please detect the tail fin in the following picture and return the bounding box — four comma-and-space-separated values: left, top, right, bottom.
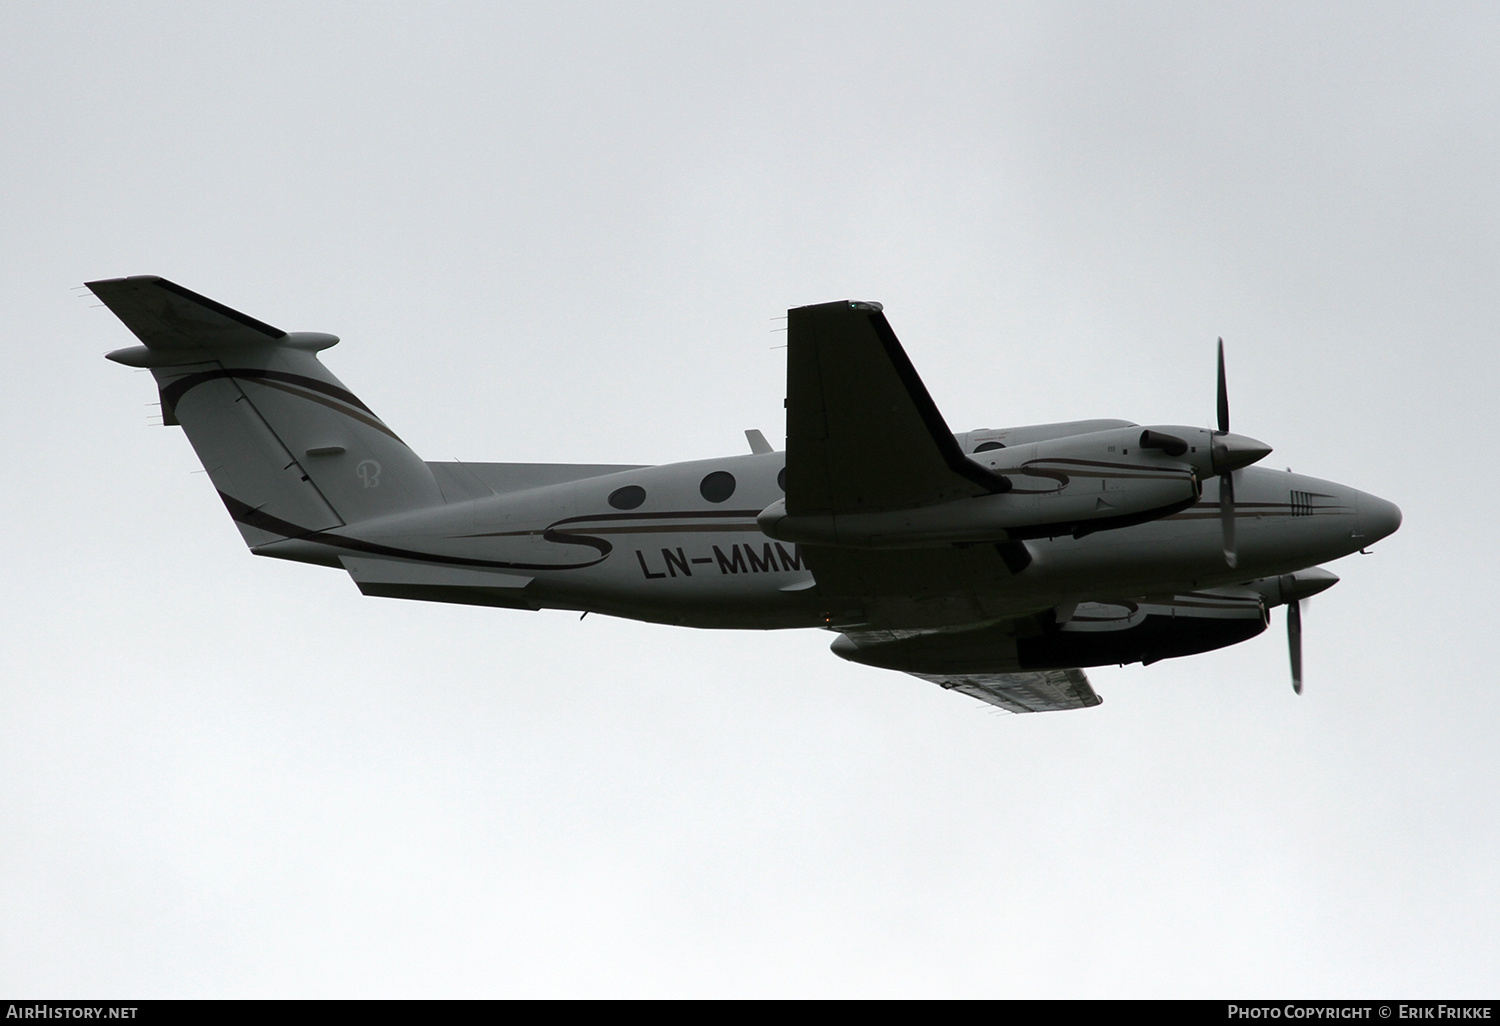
91, 276, 443, 546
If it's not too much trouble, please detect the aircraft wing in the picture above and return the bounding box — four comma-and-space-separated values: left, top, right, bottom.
910, 667, 1102, 714
781, 301, 1028, 605
784, 300, 1009, 516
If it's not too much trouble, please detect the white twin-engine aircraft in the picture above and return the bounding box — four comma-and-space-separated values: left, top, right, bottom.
93, 276, 1401, 714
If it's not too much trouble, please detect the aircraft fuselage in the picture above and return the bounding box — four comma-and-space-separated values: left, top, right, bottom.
257, 447, 1397, 632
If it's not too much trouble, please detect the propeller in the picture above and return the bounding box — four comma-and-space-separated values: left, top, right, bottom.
1287, 597, 1303, 695
1273, 568, 1337, 695
1217, 337, 1230, 434
1215, 339, 1236, 568
1210, 339, 1273, 569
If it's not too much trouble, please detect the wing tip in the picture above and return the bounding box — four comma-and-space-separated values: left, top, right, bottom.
84, 273, 163, 293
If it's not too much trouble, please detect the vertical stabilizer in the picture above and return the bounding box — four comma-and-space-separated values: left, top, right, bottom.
92, 276, 443, 546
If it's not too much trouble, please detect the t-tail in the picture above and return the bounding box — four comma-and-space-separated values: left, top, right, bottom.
91, 276, 442, 547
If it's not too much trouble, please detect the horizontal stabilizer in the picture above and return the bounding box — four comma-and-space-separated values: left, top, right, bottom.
87, 276, 290, 351
340, 557, 538, 610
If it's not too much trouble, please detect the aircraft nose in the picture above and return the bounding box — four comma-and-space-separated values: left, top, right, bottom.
1357, 492, 1402, 545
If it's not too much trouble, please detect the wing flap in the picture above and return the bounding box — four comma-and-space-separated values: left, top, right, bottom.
913, 667, 1102, 714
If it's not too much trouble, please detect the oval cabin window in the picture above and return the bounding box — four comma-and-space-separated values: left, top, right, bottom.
608, 485, 646, 510
699, 471, 736, 503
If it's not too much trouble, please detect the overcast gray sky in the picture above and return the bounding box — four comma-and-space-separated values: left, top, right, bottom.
2, 1, 1495, 997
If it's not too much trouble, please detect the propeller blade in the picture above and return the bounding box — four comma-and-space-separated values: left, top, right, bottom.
1216, 337, 1230, 435
1215, 338, 1238, 568
1288, 598, 1303, 695
1220, 470, 1236, 568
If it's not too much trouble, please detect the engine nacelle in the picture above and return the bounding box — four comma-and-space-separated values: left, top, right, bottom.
761, 425, 1206, 548
979, 423, 1269, 488
832, 590, 1269, 673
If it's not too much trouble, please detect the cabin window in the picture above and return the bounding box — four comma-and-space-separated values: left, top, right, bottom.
608, 485, 646, 510
700, 471, 736, 503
